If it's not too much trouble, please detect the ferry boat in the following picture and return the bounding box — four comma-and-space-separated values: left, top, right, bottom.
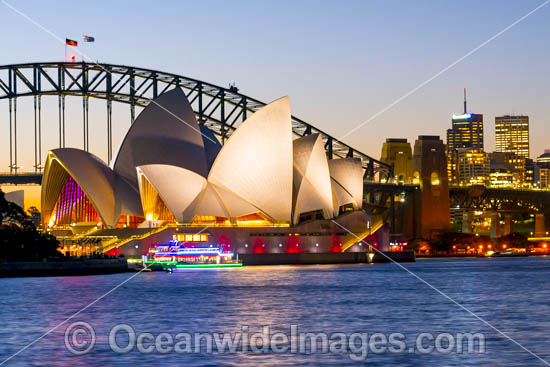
490, 250, 530, 257
144, 241, 242, 270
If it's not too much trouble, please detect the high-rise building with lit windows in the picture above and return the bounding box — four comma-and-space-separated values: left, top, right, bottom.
489, 152, 527, 188
495, 115, 529, 159
446, 88, 483, 185
536, 150, 550, 189
457, 148, 489, 186
446, 113, 484, 151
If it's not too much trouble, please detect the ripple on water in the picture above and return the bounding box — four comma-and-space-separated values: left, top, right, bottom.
0, 258, 549, 366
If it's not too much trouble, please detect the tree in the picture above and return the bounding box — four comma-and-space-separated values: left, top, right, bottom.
0, 190, 27, 225
0, 189, 61, 261
497, 232, 529, 249
27, 206, 41, 227
407, 238, 426, 252
428, 238, 452, 254
427, 231, 491, 254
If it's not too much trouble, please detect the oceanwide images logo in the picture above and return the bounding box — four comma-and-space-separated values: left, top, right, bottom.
64, 321, 485, 361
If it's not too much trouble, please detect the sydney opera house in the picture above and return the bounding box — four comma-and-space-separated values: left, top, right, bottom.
41, 89, 386, 257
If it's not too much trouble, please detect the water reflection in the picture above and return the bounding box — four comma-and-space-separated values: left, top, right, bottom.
0, 259, 549, 366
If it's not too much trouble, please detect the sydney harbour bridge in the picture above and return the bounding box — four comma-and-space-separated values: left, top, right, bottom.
1, 61, 550, 240
0, 61, 392, 182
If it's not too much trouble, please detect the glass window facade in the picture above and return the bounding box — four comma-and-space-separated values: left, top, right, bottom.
495, 115, 529, 159
457, 148, 489, 186
139, 174, 176, 222
446, 113, 484, 185
49, 176, 100, 226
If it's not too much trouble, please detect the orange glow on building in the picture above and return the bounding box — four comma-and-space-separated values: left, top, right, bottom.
235, 212, 272, 226
139, 174, 176, 222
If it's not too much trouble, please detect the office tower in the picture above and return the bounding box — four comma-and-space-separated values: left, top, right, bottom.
489, 152, 528, 188
495, 115, 529, 159
446, 88, 484, 185
457, 148, 490, 186
537, 150, 550, 189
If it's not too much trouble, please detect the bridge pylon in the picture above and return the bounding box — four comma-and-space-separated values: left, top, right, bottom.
535, 213, 546, 238
490, 212, 501, 239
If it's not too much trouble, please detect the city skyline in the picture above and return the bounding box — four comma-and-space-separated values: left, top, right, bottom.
1, 0, 549, 172
2, 3, 550, 367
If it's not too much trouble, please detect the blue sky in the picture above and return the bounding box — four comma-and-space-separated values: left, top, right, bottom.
1, 0, 549, 170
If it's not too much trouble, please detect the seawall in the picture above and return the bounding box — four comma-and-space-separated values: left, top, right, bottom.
0, 258, 129, 277
239, 251, 415, 265
372, 251, 416, 263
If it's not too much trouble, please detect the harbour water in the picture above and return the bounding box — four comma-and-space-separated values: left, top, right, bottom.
1, 257, 550, 366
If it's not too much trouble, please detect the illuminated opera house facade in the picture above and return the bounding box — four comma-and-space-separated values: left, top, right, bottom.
41, 89, 385, 255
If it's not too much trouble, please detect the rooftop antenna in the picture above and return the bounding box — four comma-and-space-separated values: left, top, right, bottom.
463, 86, 467, 114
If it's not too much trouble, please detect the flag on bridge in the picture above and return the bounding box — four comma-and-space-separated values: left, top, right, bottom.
83, 35, 95, 42
66, 38, 78, 46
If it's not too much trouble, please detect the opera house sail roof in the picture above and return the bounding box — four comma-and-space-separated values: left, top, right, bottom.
41, 148, 142, 228
41, 89, 364, 229
111, 88, 209, 185
207, 96, 293, 223
292, 134, 334, 223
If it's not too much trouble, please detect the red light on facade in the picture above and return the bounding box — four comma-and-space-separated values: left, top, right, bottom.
253, 237, 265, 253
286, 236, 301, 253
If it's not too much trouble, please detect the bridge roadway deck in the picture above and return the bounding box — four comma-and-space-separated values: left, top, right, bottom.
2, 176, 550, 213
0, 173, 42, 185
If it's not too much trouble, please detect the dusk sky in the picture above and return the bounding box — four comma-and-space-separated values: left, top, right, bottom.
1, 0, 549, 171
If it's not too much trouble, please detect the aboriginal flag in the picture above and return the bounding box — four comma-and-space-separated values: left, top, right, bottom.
66, 38, 78, 46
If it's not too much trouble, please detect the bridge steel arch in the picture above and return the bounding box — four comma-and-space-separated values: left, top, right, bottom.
0, 62, 392, 181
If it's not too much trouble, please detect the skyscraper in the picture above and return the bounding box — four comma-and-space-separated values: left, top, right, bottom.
495, 115, 529, 159
446, 89, 484, 151
536, 150, 550, 189
488, 151, 532, 188
457, 148, 489, 186
446, 88, 484, 185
